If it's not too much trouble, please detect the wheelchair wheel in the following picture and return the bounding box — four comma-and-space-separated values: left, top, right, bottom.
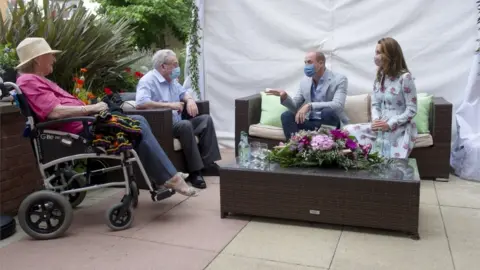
63, 170, 87, 208
105, 203, 134, 231
130, 181, 139, 208
18, 190, 73, 240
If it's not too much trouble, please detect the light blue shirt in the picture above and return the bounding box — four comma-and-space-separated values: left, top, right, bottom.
309, 73, 327, 120
135, 69, 187, 124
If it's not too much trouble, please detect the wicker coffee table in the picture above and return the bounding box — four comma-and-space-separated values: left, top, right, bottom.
219, 158, 421, 239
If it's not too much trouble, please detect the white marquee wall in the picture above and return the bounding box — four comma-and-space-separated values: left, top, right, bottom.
193, 0, 478, 148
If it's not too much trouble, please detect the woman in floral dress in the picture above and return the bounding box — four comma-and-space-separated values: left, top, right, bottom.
344, 37, 417, 158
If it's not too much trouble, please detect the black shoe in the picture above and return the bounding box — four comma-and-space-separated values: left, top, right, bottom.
187, 173, 207, 189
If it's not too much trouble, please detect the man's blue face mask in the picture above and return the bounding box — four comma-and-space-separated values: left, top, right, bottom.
170, 67, 181, 80
304, 64, 316, 77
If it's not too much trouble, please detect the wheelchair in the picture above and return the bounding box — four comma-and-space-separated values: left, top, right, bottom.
1, 81, 176, 240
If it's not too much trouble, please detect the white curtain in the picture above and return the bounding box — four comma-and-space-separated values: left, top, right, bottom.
194, 0, 477, 148
451, 52, 480, 181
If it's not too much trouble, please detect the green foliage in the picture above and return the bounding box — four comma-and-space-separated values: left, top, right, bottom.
0, 0, 139, 94
96, 0, 193, 49
0, 43, 19, 70
125, 49, 154, 74
186, 0, 201, 96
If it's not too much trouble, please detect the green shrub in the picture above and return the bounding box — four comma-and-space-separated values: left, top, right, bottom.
0, 0, 140, 94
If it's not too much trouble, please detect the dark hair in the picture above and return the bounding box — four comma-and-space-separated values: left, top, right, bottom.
315, 51, 325, 63
376, 37, 409, 82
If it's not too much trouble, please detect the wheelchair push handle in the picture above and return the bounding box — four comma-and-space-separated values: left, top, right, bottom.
0, 77, 23, 95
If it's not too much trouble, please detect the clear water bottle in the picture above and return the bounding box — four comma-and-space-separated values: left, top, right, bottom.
238, 131, 250, 165
382, 133, 391, 158
373, 131, 384, 155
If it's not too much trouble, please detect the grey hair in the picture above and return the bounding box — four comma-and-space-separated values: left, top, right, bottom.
17, 59, 37, 74
152, 49, 176, 69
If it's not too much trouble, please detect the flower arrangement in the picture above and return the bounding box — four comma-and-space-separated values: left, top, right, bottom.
268, 128, 384, 170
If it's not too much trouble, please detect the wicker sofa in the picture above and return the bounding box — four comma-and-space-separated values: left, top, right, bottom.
235, 93, 452, 180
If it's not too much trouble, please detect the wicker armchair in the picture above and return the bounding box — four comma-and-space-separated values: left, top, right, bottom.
235, 94, 452, 180
104, 100, 216, 189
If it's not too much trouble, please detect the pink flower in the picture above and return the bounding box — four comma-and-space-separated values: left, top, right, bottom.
345, 138, 358, 150
411, 97, 417, 104
360, 144, 372, 156
330, 129, 349, 140
310, 135, 334, 151
299, 136, 310, 146
404, 87, 411, 93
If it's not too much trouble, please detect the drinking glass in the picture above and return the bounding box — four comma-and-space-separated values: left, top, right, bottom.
257, 143, 269, 169
249, 142, 260, 167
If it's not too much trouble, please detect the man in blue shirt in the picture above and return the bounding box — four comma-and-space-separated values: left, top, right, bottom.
267, 51, 349, 140
135, 49, 221, 189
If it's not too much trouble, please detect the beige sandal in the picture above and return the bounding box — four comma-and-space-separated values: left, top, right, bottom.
165, 173, 198, 197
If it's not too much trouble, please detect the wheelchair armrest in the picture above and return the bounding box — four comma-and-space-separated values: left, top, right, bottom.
36, 117, 96, 133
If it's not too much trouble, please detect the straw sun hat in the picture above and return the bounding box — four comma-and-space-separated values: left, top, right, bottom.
15, 37, 61, 69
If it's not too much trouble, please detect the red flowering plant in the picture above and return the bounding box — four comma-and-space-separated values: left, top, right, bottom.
121, 67, 144, 92
268, 128, 384, 170
72, 68, 98, 105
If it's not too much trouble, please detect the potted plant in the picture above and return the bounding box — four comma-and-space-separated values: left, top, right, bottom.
0, 44, 19, 83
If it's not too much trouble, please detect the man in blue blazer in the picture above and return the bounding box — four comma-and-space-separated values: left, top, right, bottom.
266, 51, 349, 140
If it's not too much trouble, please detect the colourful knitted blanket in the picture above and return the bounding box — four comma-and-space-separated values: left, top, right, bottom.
91, 110, 142, 155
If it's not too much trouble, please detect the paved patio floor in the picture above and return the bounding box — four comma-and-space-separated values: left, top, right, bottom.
1, 149, 480, 269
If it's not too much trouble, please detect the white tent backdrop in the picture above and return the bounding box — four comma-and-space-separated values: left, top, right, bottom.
195, 0, 477, 148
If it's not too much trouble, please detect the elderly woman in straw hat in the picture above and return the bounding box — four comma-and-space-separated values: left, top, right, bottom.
15, 37, 197, 196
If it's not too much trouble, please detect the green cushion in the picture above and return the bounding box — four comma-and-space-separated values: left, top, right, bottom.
413, 93, 433, 134
259, 92, 289, 128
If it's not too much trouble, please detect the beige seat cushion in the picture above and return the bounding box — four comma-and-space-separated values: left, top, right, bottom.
344, 94, 371, 124
121, 100, 137, 109
173, 136, 200, 151
415, 133, 433, 148
249, 124, 286, 141
248, 123, 433, 148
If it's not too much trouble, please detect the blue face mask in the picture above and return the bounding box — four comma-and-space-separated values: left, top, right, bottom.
304, 64, 316, 77
170, 67, 181, 80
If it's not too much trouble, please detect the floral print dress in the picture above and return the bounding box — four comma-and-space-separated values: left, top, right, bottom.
344, 72, 418, 158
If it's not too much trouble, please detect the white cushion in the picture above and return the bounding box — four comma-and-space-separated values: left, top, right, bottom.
415, 133, 433, 148
344, 94, 371, 124
248, 123, 433, 148
173, 136, 200, 151
121, 100, 136, 109
249, 124, 286, 141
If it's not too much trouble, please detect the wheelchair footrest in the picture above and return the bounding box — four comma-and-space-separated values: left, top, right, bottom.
150, 188, 175, 202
